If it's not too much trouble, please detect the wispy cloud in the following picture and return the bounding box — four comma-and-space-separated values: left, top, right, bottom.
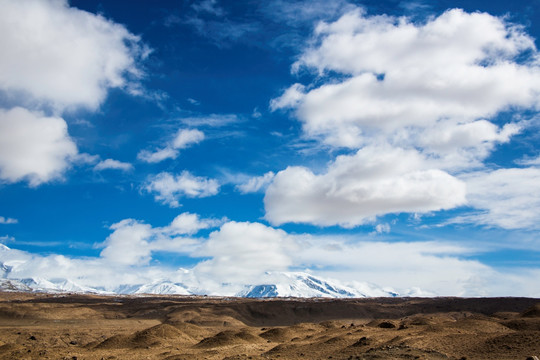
455, 168, 540, 230
138, 129, 205, 163
93, 159, 133, 172
0, 217, 18, 225
180, 114, 242, 127
236, 171, 275, 194
143, 171, 219, 207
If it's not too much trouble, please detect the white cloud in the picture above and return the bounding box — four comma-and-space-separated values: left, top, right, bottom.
516, 155, 540, 167
137, 147, 178, 163
272, 8, 539, 155
138, 129, 205, 164
265, 146, 466, 227
144, 171, 219, 207
419, 120, 521, 170
165, 212, 224, 235
72, 153, 100, 165
374, 223, 390, 234
0, 107, 77, 186
270, 83, 306, 111
0, 217, 18, 225
99, 214, 218, 267
93, 159, 133, 172
99, 219, 154, 266
0, 235, 15, 243
172, 129, 205, 149
236, 171, 275, 193
295, 239, 495, 296
193, 221, 296, 289
180, 114, 241, 127
267, 7, 540, 228
0, 0, 147, 111
0, 0, 148, 186
457, 168, 540, 229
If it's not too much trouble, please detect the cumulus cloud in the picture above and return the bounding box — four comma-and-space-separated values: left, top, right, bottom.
193, 221, 297, 289
0, 0, 148, 186
93, 159, 133, 172
138, 129, 205, 163
265, 146, 466, 227
144, 171, 219, 207
236, 171, 275, 193
272, 8, 538, 153
165, 212, 224, 235
100, 219, 154, 266
419, 120, 521, 170
0, 217, 18, 225
267, 7, 540, 228
457, 168, 540, 229
0, 107, 77, 186
98, 213, 218, 267
0, 0, 147, 111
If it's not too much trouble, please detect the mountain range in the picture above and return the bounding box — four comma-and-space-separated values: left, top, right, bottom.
0, 244, 423, 297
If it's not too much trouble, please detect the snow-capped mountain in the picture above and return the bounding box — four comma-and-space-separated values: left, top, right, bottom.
1, 246, 407, 297
237, 272, 398, 298
117, 281, 191, 295
18, 278, 106, 294
0, 278, 33, 292
0, 272, 403, 297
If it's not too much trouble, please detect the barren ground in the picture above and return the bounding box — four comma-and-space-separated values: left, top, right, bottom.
0, 292, 538, 359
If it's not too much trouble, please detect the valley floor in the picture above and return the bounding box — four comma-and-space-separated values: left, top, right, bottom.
0, 293, 539, 359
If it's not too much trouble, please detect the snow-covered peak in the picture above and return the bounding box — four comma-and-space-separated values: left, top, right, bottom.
15, 277, 105, 294
0, 270, 415, 298
131, 280, 192, 295
237, 272, 399, 298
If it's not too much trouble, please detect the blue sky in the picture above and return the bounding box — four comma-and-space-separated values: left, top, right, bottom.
1, 0, 540, 296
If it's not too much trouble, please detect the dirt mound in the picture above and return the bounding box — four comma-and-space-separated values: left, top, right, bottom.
259, 327, 295, 342
350, 336, 371, 347
168, 321, 210, 339
322, 335, 349, 344
234, 328, 262, 342
96, 323, 192, 349
133, 323, 193, 344
366, 319, 396, 328
195, 329, 262, 348
521, 304, 540, 318
264, 343, 294, 355
94, 334, 133, 349
318, 320, 343, 329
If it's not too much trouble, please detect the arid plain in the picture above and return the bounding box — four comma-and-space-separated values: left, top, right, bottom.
0, 293, 539, 360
